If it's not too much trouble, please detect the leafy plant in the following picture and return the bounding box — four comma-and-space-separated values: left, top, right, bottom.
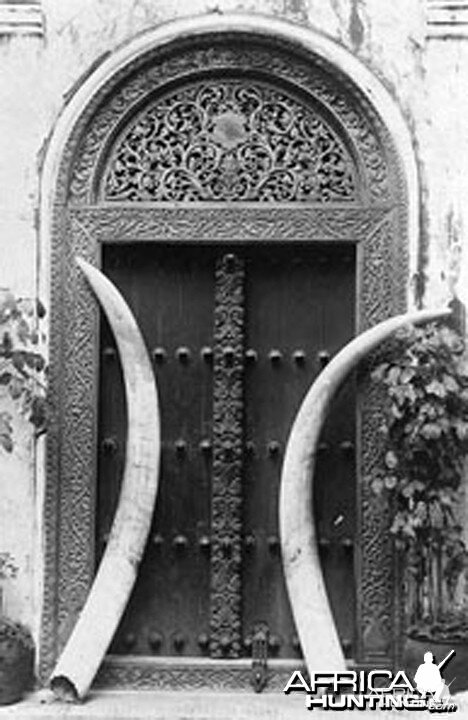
0, 290, 47, 452
370, 322, 468, 631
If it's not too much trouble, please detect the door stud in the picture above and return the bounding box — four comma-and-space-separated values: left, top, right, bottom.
148, 631, 163, 652
175, 439, 187, 455
173, 534, 188, 550
220, 634, 231, 652
197, 633, 210, 650
293, 350, 306, 364
318, 349, 330, 367
223, 346, 235, 365
200, 346, 213, 363
268, 634, 281, 652
268, 349, 282, 363
245, 440, 256, 455
267, 440, 280, 456
152, 534, 164, 548
267, 536, 280, 553
176, 346, 191, 363
153, 347, 166, 363
199, 439, 212, 455
173, 634, 185, 652
244, 534, 256, 550
122, 633, 136, 651
198, 535, 211, 550
340, 440, 354, 454
291, 635, 301, 651
245, 348, 257, 362
101, 437, 118, 454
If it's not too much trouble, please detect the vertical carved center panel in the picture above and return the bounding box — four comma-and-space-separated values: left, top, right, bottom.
210, 253, 245, 658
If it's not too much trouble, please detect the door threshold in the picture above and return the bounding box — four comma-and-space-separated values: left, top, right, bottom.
95, 656, 304, 692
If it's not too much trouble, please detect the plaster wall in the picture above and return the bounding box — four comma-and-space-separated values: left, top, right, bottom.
0, 0, 466, 647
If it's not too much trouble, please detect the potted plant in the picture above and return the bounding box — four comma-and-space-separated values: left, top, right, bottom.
0, 289, 47, 704
0, 553, 34, 705
370, 321, 468, 691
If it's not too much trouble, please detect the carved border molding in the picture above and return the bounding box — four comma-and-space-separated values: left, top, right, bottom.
95, 657, 303, 691
41, 34, 409, 686
68, 205, 392, 243
40, 211, 100, 679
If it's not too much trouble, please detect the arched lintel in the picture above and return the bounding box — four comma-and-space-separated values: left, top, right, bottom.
40, 13, 419, 307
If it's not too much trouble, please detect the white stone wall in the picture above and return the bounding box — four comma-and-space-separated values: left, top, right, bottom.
0, 0, 467, 647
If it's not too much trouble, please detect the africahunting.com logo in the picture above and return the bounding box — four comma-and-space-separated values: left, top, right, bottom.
284, 650, 457, 713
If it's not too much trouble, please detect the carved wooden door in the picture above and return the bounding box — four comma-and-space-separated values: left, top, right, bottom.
45, 35, 407, 685
97, 239, 356, 667
90, 69, 374, 686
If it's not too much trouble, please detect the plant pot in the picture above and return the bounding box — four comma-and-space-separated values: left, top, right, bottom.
0, 617, 34, 705
404, 634, 468, 694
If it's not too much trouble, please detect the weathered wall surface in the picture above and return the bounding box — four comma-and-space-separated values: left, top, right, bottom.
423, 37, 468, 310
0, 0, 467, 647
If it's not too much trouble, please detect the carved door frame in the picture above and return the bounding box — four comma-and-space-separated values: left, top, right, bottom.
39, 17, 413, 688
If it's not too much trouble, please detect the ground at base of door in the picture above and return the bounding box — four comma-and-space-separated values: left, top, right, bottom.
1, 690, 468, 720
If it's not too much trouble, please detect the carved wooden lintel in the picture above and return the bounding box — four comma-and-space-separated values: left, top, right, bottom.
68, 205, 392, 243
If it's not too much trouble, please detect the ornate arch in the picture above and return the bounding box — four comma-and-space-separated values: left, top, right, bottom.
40, 16, 415, 686
99, 79, 362, 204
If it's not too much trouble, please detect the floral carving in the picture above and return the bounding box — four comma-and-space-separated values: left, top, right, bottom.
102, 81, 358, 203
210, 253, 245, 658
95, 656, 298, 690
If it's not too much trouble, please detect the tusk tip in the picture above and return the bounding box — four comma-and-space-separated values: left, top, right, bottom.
76, 256, 98, 275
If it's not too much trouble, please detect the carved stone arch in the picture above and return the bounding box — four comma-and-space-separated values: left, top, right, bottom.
40, 15, 416, 686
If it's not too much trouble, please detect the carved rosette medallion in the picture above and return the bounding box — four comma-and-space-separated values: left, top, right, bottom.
210, 253, 245, 658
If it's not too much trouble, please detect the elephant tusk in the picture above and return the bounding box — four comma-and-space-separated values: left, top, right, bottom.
50, 258, 161, 701
279, 307, 451, 679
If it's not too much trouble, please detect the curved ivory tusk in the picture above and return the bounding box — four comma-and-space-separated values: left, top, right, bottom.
279, 307, 451, 678
50, 258, 161, 701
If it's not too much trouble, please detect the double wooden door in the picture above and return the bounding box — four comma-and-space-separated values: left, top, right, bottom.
96, 240, 356, 664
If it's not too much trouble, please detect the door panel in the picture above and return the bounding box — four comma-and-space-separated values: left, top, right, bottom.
97, 244, 215, 657
242, 244, 356, 658
96, 241, 356, 660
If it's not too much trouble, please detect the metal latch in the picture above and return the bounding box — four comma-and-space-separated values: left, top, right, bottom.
250, 622, 269, 693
